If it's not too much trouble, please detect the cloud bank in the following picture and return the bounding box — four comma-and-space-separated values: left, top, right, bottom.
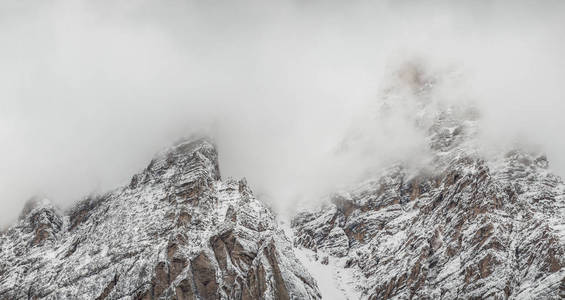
1, 0, 564, 226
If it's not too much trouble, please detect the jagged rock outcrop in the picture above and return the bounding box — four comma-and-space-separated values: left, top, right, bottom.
0, 138, 320, 299
292, 63, 565, 299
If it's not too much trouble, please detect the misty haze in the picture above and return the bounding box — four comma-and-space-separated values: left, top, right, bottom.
1, 1, 564, 299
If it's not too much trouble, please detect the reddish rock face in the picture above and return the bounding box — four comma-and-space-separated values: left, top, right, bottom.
191, 253, 218, 300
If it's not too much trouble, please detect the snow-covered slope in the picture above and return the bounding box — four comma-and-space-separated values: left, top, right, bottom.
292, 63, 565, 299
0, 138, 320, 299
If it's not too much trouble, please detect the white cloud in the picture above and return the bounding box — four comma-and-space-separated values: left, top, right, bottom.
0, 0, 564, 226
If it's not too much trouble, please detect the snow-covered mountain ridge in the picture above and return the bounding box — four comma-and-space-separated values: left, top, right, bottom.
291, 64, 565, 299
0, 138, 320, 299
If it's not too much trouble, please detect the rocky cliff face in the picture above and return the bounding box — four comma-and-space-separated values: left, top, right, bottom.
291, 64, 565, 299
0, 138, 320, 299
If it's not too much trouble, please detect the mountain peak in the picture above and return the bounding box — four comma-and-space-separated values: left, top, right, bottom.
0, 137, 320, 300
129, 136, 221, 190
19, 196, 56, 219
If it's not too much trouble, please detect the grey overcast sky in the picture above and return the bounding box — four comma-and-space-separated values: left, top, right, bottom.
1, 0, 564, 226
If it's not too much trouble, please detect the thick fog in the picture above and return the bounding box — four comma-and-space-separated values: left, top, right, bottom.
1, 0, 564, 226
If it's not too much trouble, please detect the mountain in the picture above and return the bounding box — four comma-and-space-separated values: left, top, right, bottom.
0, 138, 320, 299
291, 63, 565, 299
1, 63, 564, 300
